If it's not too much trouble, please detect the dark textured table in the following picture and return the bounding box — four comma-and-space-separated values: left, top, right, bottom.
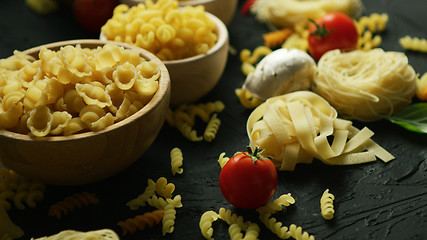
1, 1, 426, 239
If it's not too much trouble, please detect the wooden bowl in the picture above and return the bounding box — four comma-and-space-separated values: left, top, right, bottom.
120, 0, 238, 25
0, 40, 171, 185
101, 12, 229, 106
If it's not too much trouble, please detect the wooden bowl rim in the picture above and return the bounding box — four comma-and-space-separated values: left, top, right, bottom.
99, 11, 229, 65
0, 39, 170, 142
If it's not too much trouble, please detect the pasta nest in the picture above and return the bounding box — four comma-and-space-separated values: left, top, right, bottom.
313, 49, 417, 122
246, 91, 394, 171
250, 0, 364, 28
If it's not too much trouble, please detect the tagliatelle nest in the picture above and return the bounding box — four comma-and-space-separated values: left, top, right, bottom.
247, 91, 394, 171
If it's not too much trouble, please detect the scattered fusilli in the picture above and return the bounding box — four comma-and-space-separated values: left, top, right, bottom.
126, 179, 156, 210
399, 35, 427, 52
117, 209, 164, 236
199, 210, 219, 240
217, 152, 230, 168
320, 189, 335, 220
288, 224, 315, 240
170, 147, 184, 176
204, 113, 221, 142
48, 192, 100, 219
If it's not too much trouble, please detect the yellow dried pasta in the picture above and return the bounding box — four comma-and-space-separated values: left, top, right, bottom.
170, 147, 184, 176
320, 189, 335, 220
400, 35, 427, 53
247, 91, 394, 171
101, 0, 217, 61
0, 43, 161, 136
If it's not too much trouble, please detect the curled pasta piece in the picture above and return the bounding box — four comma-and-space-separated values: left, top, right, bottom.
217, 152, 229, 169
288, 224, 315, 240
62, 89, 86, 114
13, 189, 44, 210
76, 83, 112, 108
256, 193, 295, 216
63, 117, 87, 136
0, 97, 23, 130
48, 192, 100, 219
170, 147, 184, 176
313, 49, 417, 121
235, 88, 263, 109
400, 35, 427, 53
0, 207, 24, 240
127, 179, 156, 210
199, 210, 219, 240
113, 62, 137, 90
26, 105, 53, 137
117, 209, 164, 236
162, 203, 176, 235
50, 111, 72, 135
59, 45, 92, 78
320, 189, 335, 220
176, 120, 203, 142
79, 105, 106, 126
203, 113, 220, 142
154, 177, 175, 199
239, 46, 272, 64
147, 194, 182, 210
89, 112, 116, 131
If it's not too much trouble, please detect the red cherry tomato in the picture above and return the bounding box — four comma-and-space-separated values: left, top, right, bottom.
219, 147, 278, 209
308, 12, 358, 61
73, 0, 119, 33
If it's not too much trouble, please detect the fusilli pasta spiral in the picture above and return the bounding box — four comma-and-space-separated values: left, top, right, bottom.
48, 192, 100, 219
170, 147, 184, 176
320, 189, 335, 220
117, 209, 164, 235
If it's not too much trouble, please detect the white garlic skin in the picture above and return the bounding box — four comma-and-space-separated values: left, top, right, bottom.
243, 48, 316, 100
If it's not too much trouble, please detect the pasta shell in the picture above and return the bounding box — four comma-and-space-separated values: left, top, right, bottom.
50, 111, 72, 135
26, 106, 53, 137
112, 62, 137, 90
0, 102, 23, 129
59, 45, 92, 78
89, 112, 116, 131
75, 83, 112, 108
63, 117, 87, 136
79, 105, 106, 126
62, 89, 86, 114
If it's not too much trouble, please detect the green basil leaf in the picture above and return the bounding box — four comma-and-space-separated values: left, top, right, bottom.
384, 103, 427, 134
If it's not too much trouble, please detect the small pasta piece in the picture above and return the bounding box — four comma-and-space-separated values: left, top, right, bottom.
147, 194, 182, 210
154, 177, 175, 199
217, 152, 229, 169
258, 213, 291, 239
49, 111, 72, 135
288, 224, 315, 240
162, 203, 176, 235
176, 120, 203, 142
75, 83, 113, 108
48, 192, 100, 219
199, 210, 219, 240
399, 35, 427, 53
117, 209, 164, 236
113, 62, 137, 90
126, 179, 156, 210
79, 105, 106, 126
62, 117, 87, 136
26, 105, 53, 137
170, 147, 184, 176
239, 46, 272, 64
0, 207, 24, 240
320, 189, 335, 220
235, 88, 264, 109
204, 113, 220, 142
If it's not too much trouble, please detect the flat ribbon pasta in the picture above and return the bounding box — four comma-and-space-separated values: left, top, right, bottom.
247, 91, 394, 171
